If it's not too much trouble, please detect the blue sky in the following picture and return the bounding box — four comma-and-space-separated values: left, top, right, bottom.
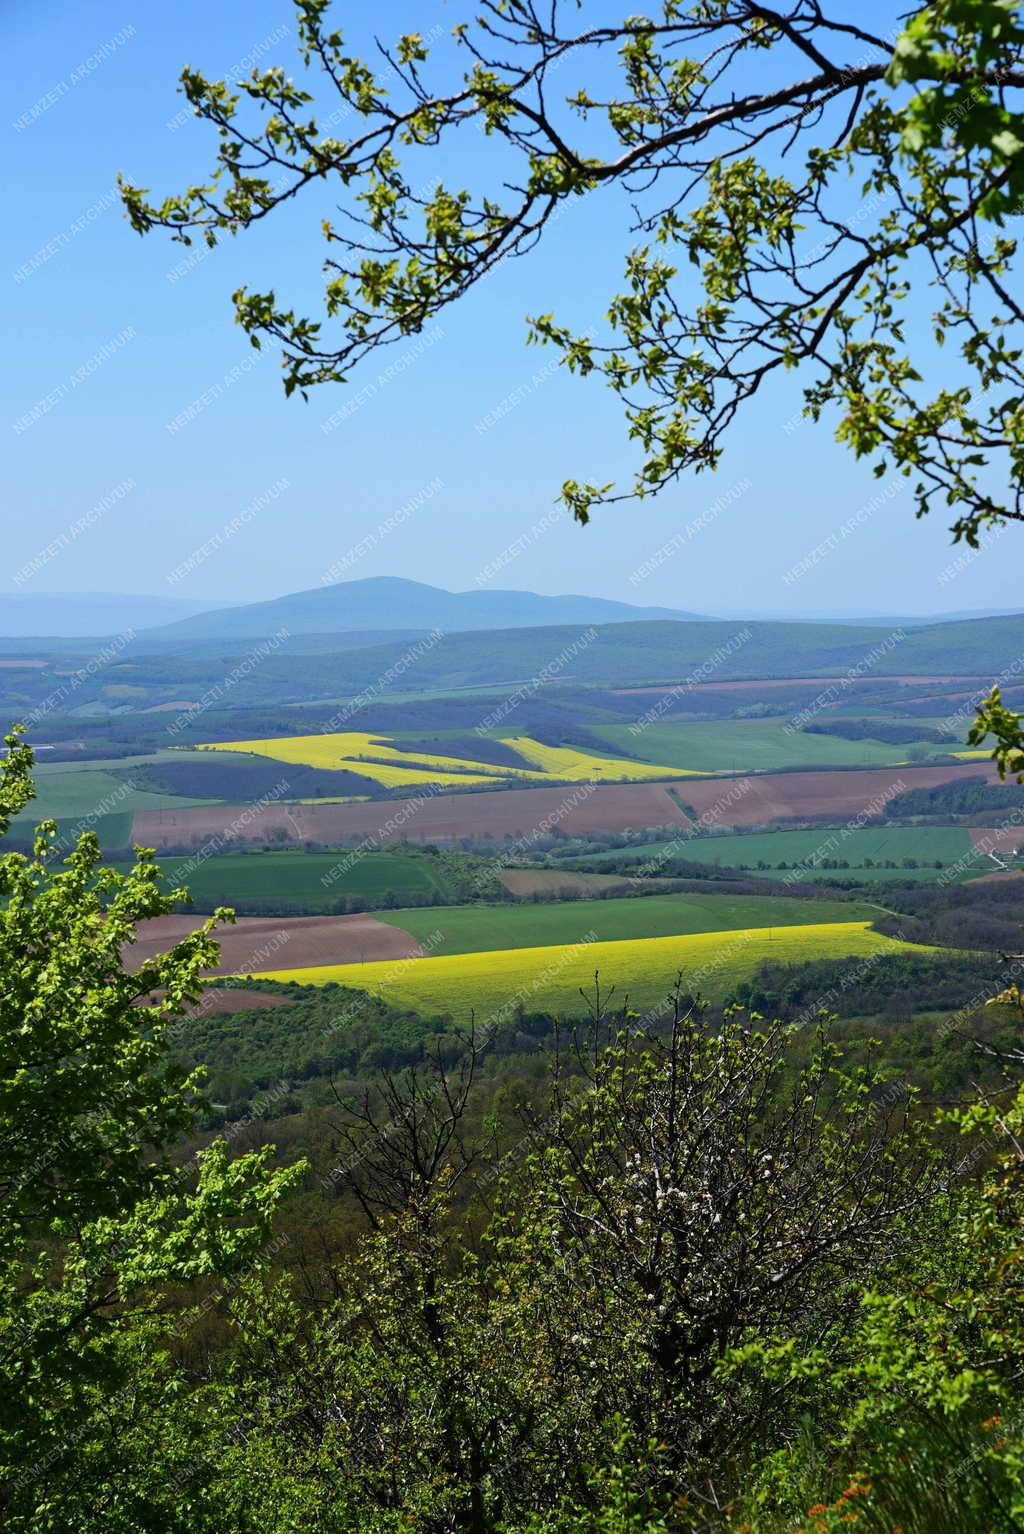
3, 0, 1018, 617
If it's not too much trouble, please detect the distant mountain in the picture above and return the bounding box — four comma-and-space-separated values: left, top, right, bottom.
8, 580, 1019, 646
146, 577, 705, 639
0, 592, 235, 638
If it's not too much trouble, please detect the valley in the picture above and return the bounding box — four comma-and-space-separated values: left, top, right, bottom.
6, 596, 1022, 1068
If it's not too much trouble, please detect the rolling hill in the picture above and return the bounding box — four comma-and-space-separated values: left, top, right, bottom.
145, 576, 705, 639
330, 611, 1023, 686
3, 612, 1022, 726
178, 612, 1022, 690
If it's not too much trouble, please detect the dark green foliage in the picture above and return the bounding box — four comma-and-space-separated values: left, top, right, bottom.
726, 944, 1005, 1030
0, 732, 301, 1530
171, 983, 445, 1111
165, 1004, 972, 1531
805, 719, 955, 745
132, 757, 385, 801
875, 880, 1024, 951
886, 776, 1024, 818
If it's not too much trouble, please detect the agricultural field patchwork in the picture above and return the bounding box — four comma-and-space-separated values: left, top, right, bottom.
131, 760, 1009, 851
131, 780, 691, 850
141, 885, 872, 965
256, 921, 933, 1018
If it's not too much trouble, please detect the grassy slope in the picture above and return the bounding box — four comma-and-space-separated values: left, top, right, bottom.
497, 869, 676, 896
672, 825, 975, 875
567, 825, 979, 881
593, 720, 958, 773
258, 922, 931, 1017
160, 849, 458, 904
11, 769, 214, 825
30, 750, 219, 771
377, 891, 875, 956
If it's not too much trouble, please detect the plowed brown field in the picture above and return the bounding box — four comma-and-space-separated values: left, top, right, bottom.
183, 988, 298, 1015
969, 824, 1024, 854
131, 781, 691, 849
125, 912, 425, 976
677, 762, 1005, 827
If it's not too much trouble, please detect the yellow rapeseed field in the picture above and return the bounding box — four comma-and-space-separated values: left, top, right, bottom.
498, 735, 706, 780
199, 730, 693, 788
198, 732, 506, 787
253, 921, 929, 1018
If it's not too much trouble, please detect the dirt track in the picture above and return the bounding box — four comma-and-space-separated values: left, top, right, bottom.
125, 912, 425, 976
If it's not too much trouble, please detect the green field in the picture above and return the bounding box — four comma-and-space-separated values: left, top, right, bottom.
258, 922, 932, 1018
159, 849, 460, 906
593, 719, 957, 774
11, 768, 214, 842
31, 750, 218, 772
380, 890, 875, 955
567, 825, 983, 882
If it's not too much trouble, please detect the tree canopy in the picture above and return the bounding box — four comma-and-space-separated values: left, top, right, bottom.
0, 731, 302, 1528
122, 0, 1024, 536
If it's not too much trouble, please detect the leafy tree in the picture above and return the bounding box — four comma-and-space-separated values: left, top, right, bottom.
122, 0, 1024, 537
494, 1002, 955, 1503
730, 1076, 1024, 1532
208, 996, 956, 1530
0, 729, 302, 1530
969, 682, 1024, 779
